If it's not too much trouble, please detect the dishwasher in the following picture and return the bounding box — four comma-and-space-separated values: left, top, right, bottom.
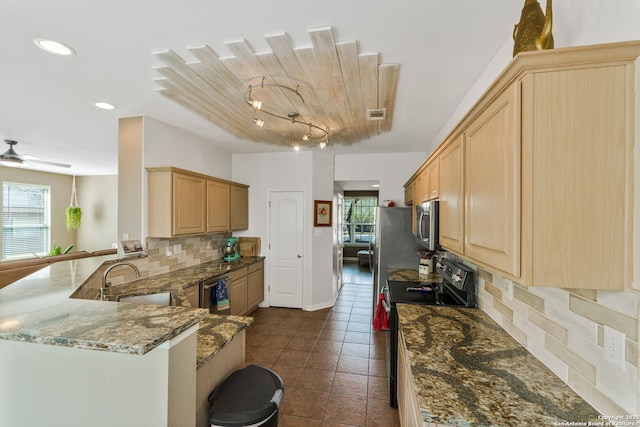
199, 275, 231, 315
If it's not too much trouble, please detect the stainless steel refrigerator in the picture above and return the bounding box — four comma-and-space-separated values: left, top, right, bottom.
370, 206, 420, 317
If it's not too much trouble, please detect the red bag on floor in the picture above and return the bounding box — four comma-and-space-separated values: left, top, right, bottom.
373, 292, 389, 331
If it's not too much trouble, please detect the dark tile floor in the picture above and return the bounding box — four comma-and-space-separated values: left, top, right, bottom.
245, 261, 399, 427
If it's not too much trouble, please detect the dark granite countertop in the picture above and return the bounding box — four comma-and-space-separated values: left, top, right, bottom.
397, 304, 601, 426
388, 268, 442, 284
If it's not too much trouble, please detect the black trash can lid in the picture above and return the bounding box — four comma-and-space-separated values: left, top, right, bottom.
209, 364, 284, 427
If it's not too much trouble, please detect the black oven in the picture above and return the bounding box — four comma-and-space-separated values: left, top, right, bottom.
383, 257, 474, 408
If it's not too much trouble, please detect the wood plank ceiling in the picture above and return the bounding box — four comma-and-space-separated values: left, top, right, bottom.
153, 26, 399, 148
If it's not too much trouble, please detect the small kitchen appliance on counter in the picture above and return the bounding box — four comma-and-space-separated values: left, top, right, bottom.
223, 237, 240, 262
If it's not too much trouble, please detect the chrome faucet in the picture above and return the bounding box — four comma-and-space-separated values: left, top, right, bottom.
101, 262, 141, 301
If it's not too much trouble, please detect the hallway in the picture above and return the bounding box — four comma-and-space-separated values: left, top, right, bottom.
244, 261, 399, 426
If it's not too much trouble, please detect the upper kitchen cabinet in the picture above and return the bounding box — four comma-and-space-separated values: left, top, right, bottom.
519, 43, 639, 290
465, 84, 520, 278
427, 159, 439, 201
207, 179, 230, 233
438, 134, 465, 255
147, 167, 249, 237
230, 184, 249, 231
408, 40, 640, 290
148, 168, 206, 237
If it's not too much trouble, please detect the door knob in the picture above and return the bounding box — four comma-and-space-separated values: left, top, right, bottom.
297, 254, 302, 258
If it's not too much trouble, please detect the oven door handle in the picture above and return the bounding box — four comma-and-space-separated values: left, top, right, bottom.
381, 297, 391, 313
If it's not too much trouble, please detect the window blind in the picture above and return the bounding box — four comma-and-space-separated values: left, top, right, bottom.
2, 182, 50, 259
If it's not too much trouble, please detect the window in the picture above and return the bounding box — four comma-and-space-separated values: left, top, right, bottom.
2, 182, 51, 259
343, 195, 377, 244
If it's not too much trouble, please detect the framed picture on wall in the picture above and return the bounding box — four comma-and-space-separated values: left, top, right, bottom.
314, 200, 332, 227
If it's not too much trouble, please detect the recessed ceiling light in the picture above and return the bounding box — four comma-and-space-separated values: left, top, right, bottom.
95, 102, 116, 110
372, 184, 380, 188
34, 38, 76, 56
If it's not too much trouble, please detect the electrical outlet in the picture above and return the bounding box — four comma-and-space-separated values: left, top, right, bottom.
165, 246, 173, 257
506, 279, 514, 300
174, 244, 182, 254
603, 325, 626, 369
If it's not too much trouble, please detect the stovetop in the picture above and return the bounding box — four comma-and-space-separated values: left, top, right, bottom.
386, 257, 475, 308
386, 280, 465, 307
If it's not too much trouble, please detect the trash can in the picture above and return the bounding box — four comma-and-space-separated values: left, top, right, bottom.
208, 364, 284, 427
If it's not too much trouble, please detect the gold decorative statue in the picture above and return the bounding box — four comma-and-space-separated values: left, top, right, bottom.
513, 0, 554, 57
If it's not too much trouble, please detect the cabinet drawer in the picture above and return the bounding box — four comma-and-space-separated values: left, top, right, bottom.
248, 260, 263, 274
231, 267, 247, 280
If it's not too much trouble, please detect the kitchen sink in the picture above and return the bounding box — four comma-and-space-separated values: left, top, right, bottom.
118, 292, 172, 306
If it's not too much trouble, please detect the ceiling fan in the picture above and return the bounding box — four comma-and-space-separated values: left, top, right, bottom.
0, 140, 71, 168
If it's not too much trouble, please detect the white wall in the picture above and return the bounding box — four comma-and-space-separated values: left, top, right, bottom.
312, 152, 336, 308
432, 0, 640, 146
232, 152, 315, 308
76, 175, 118, 252
117, 116, 234, 243
334, 152, 426, 203
142, 117, 232, 180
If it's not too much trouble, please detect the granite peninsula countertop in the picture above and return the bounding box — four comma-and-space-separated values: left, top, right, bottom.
0, 255, 256, 360
397, 304, 601, 426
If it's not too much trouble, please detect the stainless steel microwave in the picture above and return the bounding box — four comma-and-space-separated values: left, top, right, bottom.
415, 200, 439, 250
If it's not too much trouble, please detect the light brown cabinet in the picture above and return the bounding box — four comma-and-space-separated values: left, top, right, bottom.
247, 259, 264, 313
427, 160, 439, 201
229, 260, 264, 316
520, 56, 634, 290
230, 184, 249, 231
398, 329, 422, 427
147, 167, 249, 237
184, 282, 199, 308
464, 85, 520, 278
438, 134, 464, 255
207, 180, 230, 233
229, 267, 248, 316
404, 180, 415, 206
148, 169, 207, 237
405, 41, 640, 290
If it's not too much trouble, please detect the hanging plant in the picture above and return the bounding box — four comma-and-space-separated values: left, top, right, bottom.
66, 175, 82, 230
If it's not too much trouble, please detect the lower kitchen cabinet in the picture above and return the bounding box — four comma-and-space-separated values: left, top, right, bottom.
229, 267, 248, 316
398, 329, 422, 427
184, 282, 199, 308
247, 259, 264, 313
229, 260, 264, 316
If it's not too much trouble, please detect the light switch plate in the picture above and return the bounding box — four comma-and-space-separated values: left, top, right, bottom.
603, 325, 626, 369
174, 244, 182, 254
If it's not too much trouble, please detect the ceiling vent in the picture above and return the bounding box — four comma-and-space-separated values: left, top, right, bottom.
366, 108, 387, 121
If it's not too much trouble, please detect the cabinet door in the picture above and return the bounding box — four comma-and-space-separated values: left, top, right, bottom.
427, 160, 439, 200
247, 261, 264, 313
404, 180, 415, 206
522, 65, 632, 289
465, 85, 520, 277
184, 283, 199, 308
207, 180, 230, 232
229, 275, 248, 316
438, 135, 464, 255
230, 185, 249, 231
173, 172, 207, 235
398, 330, 421, 427
419, 167, 429, 203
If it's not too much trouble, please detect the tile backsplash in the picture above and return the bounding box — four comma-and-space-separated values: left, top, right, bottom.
468, 260, 638, 415
73, 233, 230, 299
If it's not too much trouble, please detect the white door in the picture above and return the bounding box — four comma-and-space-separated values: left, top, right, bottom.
268, 191, 304, 308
